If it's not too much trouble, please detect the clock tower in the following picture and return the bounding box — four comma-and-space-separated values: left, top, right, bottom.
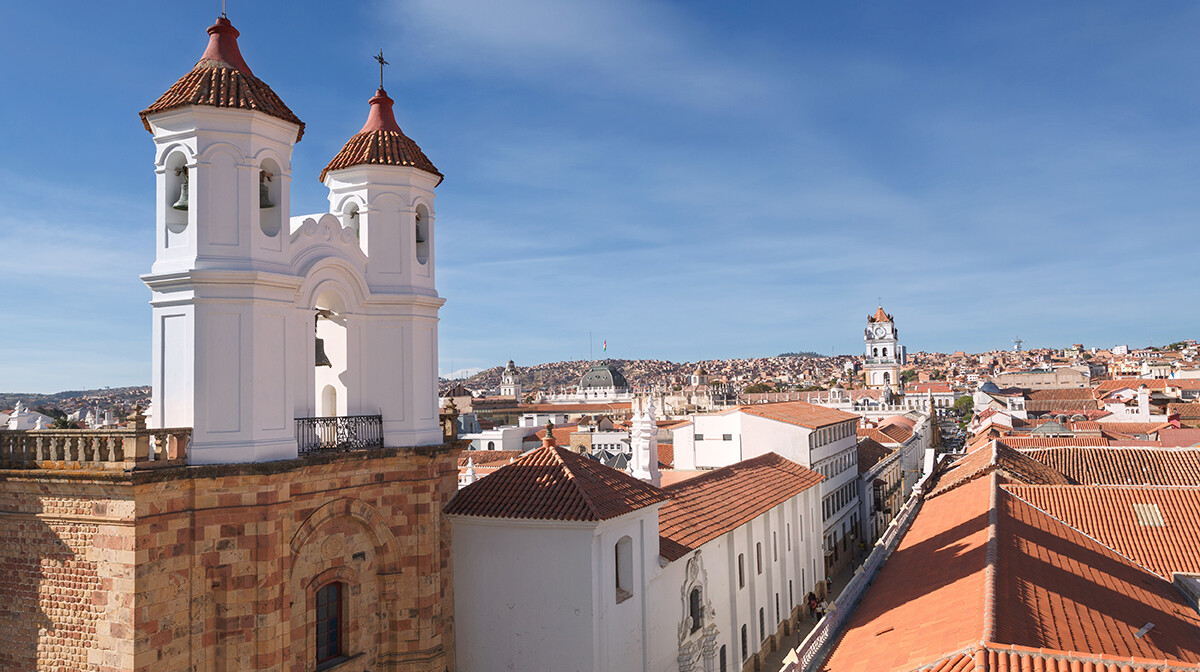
863, 306, 903, 391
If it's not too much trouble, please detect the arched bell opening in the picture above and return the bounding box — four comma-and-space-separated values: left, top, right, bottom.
164, 151, 190, 246
314, 289, 349, 419
259, 158, 283, 237
414, 203, 430, 265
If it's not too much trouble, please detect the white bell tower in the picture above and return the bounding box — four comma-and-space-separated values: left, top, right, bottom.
863, 306, 902, 391
141, 16, 305, 463
500, 360, 522, 399
317, 83, 445, 449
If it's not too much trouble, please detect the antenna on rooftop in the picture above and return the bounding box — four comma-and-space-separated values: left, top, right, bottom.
1013, 336, 1024, 352
374, 49, 390, 89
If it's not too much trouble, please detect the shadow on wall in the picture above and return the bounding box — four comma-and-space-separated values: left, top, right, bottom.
0, 500, 89, 670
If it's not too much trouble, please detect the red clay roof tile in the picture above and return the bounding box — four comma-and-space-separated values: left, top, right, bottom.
1019, 447, 1200, 486
319, 89, 441, 183
140, 18, 304, 141
658, 453, 822, 562
738, 400, 860, 429
445, 445, 667, 521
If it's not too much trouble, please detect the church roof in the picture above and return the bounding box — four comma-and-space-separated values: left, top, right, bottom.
868, 305, 892, 323
579, 361, 630, 390
140, 17, 305, 141
319, 89, 442, 183
444, 444, 667, 522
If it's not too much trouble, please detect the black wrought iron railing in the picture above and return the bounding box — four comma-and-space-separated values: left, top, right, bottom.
296, 415, 383, 455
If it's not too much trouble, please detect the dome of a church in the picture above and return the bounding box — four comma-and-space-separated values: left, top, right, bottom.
320, 89, 442, 183
979, 381, 1001, 394
140, 17, 305, 141
579, 362, 630, 391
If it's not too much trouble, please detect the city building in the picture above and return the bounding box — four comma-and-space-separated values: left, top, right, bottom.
0, 17, 459, 672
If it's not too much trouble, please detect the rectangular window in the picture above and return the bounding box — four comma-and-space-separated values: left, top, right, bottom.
315, 582, 343, 665
723, 433, 733, 441
759, 607, 766, 642
756, 542, 762, 574
738, 553, 745, 588
773, 531, 778, 561
741, 625, 748, 661
695, 433, 705, 441
789, 580, 793, 610
787, 523, 792, 551
775, 593, 780, 622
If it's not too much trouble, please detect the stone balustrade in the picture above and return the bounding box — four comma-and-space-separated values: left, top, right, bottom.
0, 423, 190, 470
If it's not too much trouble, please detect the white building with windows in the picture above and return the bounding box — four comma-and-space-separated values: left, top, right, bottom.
671, 401, 863, 577
863, 306, 905, 391
447, 430, 824, 672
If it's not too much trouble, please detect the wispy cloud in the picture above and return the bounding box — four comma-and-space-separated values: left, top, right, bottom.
382, 0, 772, 109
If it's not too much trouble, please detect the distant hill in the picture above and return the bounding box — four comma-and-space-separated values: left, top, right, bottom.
0, 386, 150, 415
777, 351, 822, 358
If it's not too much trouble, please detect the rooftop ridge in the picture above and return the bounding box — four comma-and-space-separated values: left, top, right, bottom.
981, 472, 1000, 644
554, 446, 610, 517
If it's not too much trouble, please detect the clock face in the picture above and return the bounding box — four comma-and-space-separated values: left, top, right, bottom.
874, 326, 886, 338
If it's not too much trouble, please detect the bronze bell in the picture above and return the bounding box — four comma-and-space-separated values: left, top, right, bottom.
314, 337, 332, 367
415, 226, 425, 244
259, 172, 275, 209
172, 169, 190, 211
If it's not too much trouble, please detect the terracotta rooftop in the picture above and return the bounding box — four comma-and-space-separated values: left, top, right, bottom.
1094, 379, 1173, 395
868, 306, 892, 323
1027, 388, 1098, 401
1006, 484, 1200, 580
458, 449, 524, 467
856, 438, 892, 474
928, 440, 1070, 498
658, 453, 822, 562
737, 400, 860, 429
1160, 428, 1200, 447
858, 428, 898, 445
878, 424, 913, 444
445, 445, 667, 521
320, 88, 442, 183
1018, 447, 1200, 486
820, 475, 1200, 672
985, 436, 1111, 448
140, 17, 305, 141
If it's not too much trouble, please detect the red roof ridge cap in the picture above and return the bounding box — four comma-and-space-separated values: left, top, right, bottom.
981, 472, 1000, 643
357, 88, 403, 134
199, 17, 253, 75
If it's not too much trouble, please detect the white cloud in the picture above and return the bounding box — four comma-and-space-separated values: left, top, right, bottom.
383, 0, 772, 108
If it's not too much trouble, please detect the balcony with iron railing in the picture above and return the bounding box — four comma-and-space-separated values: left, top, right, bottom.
295, 415, 384, 455
863, 357, 898, 366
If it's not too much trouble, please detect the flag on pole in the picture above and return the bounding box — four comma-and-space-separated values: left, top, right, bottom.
602, 340, 607, 352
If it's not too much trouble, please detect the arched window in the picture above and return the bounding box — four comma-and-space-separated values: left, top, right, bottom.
720, 645, 727, 672
487, 441, 495, 450
315, 582, 343, 665
615, 535, 633, 603
873, 348, 878, 357
689, 587, 703, 633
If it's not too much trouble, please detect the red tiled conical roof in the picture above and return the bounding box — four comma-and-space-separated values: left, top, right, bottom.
868, 305, 892, 323
319, 89, 442, 183
140, 17, 305, 141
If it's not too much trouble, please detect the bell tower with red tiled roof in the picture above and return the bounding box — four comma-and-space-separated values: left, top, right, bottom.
321, 78, 442, 296
864, 305, 903, 393
141, 15, 306, 462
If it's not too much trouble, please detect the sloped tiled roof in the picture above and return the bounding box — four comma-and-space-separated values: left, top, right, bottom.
987, 436, 1110, 448
445, 445, 667, 521
857, 438, 891, 473
458, 449, 524, 467
868, 306, 892, 323
879, 424, 913, 443
1027, 388, 1097, 401
1019, 447, 1200, 486
320, 88, 441, 183
1006, 484, 1200, 580
738, 400, 859, 429
140, 18, 304, 141
1095, 421, 1171, 436
992, 486, 1200, 662
658, 453, 822, 562
928, 440, 1069, 498
857, 427, 897, 445
657, 441, 674, 469
820, 475, 1200, 672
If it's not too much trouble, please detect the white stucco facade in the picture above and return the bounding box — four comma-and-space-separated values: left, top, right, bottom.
450, 476, 824, 672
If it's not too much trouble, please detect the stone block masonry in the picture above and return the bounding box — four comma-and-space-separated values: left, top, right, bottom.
0, 442, 461, 672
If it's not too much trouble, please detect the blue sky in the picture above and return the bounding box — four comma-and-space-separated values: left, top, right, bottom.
2, 1, 1199, 392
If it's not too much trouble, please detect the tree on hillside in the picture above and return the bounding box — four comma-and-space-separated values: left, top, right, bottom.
743, 383, 773, 394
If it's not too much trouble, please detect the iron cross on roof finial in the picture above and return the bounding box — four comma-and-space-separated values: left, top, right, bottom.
375, 49, 390, 89
221, 0, 227, 18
